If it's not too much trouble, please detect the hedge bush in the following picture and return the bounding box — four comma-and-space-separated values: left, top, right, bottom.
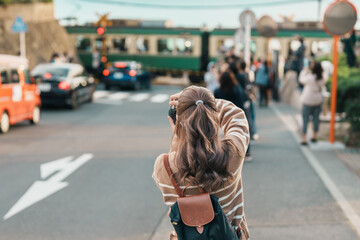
324, 54, 360, 146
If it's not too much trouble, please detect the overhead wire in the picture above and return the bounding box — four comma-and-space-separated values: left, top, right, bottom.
76, 0, 321, 10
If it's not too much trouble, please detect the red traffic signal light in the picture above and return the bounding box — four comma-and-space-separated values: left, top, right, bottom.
97, 27, 105, 35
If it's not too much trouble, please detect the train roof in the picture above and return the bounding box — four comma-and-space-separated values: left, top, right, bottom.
211, 28, 332, 38
66, 26, 334, 38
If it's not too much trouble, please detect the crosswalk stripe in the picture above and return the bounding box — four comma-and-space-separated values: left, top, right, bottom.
128, 93, 150, 102
94, 99, 123, 106
93, 91, 171, 104
93, 90, 111, 100
150, 94, 169, 103
107, 92, 130, 100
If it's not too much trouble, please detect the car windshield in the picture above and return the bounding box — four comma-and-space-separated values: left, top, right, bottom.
32, 67, 70, 77
112, 66, 130, 72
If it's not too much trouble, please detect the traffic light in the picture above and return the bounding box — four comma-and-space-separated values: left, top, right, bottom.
97, 27, 105, 35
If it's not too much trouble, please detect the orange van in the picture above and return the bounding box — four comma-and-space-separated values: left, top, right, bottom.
0, 54, 41, 133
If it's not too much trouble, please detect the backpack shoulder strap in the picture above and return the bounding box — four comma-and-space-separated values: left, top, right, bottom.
163, 154, 183, 198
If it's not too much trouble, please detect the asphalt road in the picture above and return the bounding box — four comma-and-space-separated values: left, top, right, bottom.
0, 85, 182, 240
0, 85, 359, 240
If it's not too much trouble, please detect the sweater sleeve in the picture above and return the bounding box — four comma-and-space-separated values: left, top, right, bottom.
217, 99, 250, 157
152, 153, 179, 207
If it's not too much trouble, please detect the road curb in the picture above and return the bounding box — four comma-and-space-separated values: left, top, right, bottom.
150, 212, 172, 240
271, 104, 360, 237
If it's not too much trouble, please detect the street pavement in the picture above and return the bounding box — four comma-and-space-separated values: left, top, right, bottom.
0, 85, 360, 239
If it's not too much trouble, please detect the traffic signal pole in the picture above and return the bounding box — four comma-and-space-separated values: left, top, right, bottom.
329, 35, 339, 143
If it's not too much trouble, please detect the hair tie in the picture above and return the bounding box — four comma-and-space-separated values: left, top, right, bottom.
196, 100, 204, 105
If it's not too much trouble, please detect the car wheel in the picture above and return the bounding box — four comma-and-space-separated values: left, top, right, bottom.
87, 86, 95, 103
70, 92, 78, 109
30, 106, 41, 125
0, 111, 10, 133
145, 79, 151, 90
133, 81, 141, 91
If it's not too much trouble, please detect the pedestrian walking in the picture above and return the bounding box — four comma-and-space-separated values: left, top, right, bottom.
153, 86, 250, 240
293, 36, 306, 76
238, 61, 259, 140
299, 61, 327, 145
204, 62, 219, 93
255, 60, 270, 107
230, 61, 256, 141
214, 72, 252, 161
50, 52, 60, 63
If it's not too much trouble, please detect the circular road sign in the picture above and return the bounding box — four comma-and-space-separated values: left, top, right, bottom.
323, 0, 357, 36
257, 15, 278, 38
239, 10, 256, 27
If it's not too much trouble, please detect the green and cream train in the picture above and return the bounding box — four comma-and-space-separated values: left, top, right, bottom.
66, 25, 333, 82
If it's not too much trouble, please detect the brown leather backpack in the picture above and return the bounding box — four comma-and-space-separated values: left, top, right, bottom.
163, 154, 241, 240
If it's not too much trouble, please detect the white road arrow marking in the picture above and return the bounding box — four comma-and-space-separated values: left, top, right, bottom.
40, 156, 73, 179
3, 153, 93, 220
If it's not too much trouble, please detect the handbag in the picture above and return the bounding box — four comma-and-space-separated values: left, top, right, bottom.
163, 154, 241, 240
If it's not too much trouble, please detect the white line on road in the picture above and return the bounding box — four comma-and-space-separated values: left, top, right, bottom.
93, 90, 111, 100
271, 105, 360, 237
94, 99, 123, 106
107, 92, 130, 101
150, 94, 169, 103
128, 93, 150, 102
3, 153, 94, 220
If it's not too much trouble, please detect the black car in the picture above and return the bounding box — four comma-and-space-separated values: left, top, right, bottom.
32, 63, 95, 109
102, 61, 151, 90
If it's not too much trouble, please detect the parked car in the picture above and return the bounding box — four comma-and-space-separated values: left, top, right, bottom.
0, 54, 41, 133
32, 63, 95, 109
102, 61, 151, 90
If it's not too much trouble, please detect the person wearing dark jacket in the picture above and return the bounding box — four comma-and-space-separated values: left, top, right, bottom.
214, 72, 253, 161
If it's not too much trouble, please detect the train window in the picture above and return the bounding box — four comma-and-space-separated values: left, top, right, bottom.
76, 36, 91, 51
136, 37, 148, 53
113, 37, 129, 53
10, 70, 19, 83
311, 41, 331, 56
157, 38, 174, 54
217, 39, 234, 55
94, 37, 103, 50
251, 40, 257, 54
1, 71, 9, 84
176, 38, 193, 55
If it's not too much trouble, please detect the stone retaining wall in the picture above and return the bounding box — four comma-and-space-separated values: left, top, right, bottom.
0, 2, 76, 69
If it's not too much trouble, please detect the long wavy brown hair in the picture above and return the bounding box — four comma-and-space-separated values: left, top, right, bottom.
174, 86, 239, 192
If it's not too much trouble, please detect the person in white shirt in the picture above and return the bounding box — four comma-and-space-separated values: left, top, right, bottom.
299, 61, 327, 145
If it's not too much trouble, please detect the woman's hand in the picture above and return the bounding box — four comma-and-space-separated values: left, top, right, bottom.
169, 92, 181, 106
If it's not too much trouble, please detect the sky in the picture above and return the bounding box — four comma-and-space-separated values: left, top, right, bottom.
54, 0, 360, 29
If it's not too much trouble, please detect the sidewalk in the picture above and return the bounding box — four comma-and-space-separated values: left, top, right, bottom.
151, 101, 360, 240
280, 102, 360, 181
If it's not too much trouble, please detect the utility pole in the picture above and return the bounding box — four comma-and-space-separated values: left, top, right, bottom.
318, 0, 322, 21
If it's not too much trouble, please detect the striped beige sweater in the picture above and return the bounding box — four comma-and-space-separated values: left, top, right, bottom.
152, 99, 250, 239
